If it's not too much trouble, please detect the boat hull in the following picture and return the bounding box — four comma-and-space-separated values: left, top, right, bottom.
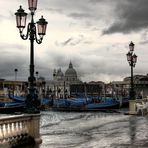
52, 99, 120, 112
0, 105, 25, 113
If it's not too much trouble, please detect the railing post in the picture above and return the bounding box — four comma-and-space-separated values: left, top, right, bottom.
129, 100, 137, 114
0, 124, 4, 143
27, 114, 42, 144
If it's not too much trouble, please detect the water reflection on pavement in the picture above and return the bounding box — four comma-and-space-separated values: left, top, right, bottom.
40, 111, 148, 148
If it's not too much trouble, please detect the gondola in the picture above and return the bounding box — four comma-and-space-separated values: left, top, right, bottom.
0, 102, 25, 113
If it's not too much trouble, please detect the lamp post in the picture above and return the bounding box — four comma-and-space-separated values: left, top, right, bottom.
15, 0, 48, 113
35, 71, 39, 94
126, 42, 137, 100
14, 68, 18, 81
35, 71, 39, 80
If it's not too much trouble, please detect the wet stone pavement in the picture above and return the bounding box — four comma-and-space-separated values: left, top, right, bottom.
39, 111, 148, 148
1, 110, 148, 148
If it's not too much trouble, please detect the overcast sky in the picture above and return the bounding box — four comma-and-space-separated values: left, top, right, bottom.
0, 0, 148, 82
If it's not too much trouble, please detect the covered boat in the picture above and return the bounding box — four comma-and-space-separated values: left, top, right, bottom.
86, 99, 119, 110
9, 95, 53, 109
52, 97, 120, 111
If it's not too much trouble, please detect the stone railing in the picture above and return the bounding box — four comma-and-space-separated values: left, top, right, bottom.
0, 114, 42, 147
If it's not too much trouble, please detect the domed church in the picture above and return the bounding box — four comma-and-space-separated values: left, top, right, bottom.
53, 62, 81, 84
65, 62, 78, 82
46, 62, 82, 98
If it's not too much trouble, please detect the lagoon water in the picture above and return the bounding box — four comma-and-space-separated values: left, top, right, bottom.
40, 111, 148, 148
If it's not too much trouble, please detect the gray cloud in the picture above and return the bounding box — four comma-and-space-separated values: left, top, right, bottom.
55, 35, 85, 46
43, 0, 148, 35
38, 43, 131, 82
13, 0, 148, 36
0, 43, 29, 80
0, 44, 26, 51
103, 0, 148, 34
57, 37, 73, 46
42, 0, 114, 29
0, 55, 28, 80
68, 12, 94, 19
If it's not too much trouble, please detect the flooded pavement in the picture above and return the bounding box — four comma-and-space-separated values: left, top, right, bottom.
1, 111, 148, 148
40, 111, 148, 148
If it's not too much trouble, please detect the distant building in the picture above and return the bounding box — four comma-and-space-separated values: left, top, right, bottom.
109, 74, 148, 98
107, 81, 128, 98
124, 74, 148, 98
46, 62, 82, 98
0, 79, 27, 96
53, 62, 81, 84
45, 62, 106, 98
70, 81, 104, 97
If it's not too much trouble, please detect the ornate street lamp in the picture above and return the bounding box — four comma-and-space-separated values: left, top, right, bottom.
15, 0, 48, 113
126, 42, 137, 100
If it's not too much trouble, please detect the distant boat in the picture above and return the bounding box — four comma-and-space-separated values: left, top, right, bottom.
86, 99, 119, 110
52, 97, 120, 111
9, 95, 53, 108
9, 95, 129, 112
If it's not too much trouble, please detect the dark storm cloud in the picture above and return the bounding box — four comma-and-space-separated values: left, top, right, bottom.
42, 0, 109, 23
43, 0, 148, 35
103, 0, 148, 34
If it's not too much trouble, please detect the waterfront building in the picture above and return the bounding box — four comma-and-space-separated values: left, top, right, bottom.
70, 81, 104, 97
124, 74, 148, 98
0, 79, 27, 96
109, 74, 148, 98
107, 81, 129, 98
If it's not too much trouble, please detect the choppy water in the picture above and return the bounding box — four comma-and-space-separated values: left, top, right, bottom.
1, 111, 148, 148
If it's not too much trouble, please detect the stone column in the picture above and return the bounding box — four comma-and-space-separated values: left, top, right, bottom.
27, 114, 42, 144
129, 100, 137, 114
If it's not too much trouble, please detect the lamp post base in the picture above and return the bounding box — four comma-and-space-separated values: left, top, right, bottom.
25, 93, 40, 114
129, 90, 135, 100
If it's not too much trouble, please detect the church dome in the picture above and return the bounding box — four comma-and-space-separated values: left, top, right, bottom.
65, 62, 77, 77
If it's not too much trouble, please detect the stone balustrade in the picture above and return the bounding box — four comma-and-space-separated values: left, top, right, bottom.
0, 114, 42, 147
